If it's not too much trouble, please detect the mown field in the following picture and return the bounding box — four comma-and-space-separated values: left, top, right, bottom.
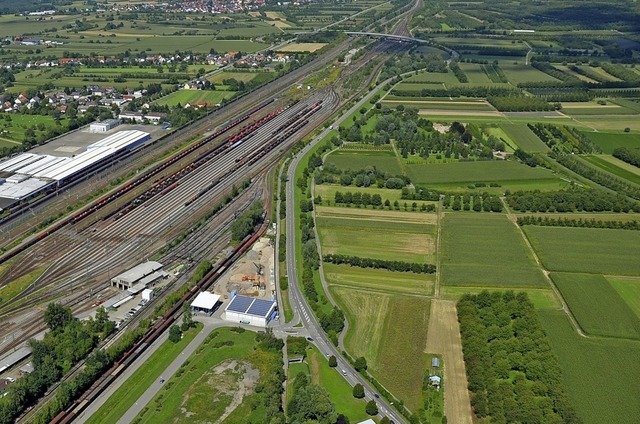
324, 262, 434, 295
551, 273, 640, 339
441, 213, 547, 288
607, 276, 640, 319
500, 123, 549, 152
538, 310, 640, 424
315, 206, 437, 264
331, 286, 431, 410
524, 226, 640, 275
500, 62, 560, 84
154, 90, 234, 107
582, 154, 640, 185
324, 150, 403, 175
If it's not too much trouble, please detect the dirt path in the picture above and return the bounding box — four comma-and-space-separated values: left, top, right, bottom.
425, 299, 473, 424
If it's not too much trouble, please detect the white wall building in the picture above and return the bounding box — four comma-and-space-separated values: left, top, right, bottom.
224, 295, 277, 327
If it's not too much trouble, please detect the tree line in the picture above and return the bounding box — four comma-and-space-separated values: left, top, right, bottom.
527, 123, 598, 154
612, 146, 640, 168
324, 254, 436, 274
449, 62, 468, 83
457, 291, 582, 423
505, 188, 640, 213
517, 215, 640, 230
390, 85, 519, 99
487, 96, 554, 112
443, 193, 503, 212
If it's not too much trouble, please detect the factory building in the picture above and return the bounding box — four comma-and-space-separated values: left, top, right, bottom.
190, 291, 221, 315
224, 294, 277, 327
89, 119, 121, 133
111, 261, 166, 290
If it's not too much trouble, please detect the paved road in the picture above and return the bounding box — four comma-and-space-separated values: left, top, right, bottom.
284, 78, 406, 424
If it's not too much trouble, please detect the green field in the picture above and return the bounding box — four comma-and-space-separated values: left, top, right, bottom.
459, 62, 492, 84
316, 206, 437, 264
607, 276, 640, 319
406, 160, 561, 187
402, 71, 459, 86
500, 123, 550, 152
324, 150, 403, 175
441, 213, 547, 287
582, 154, 640, 185
331, 286, 430, 410
0, 114, 65, 141
583, 131, 640, 153
324, 262, 434, 295
382, 99, 495, 111
524, 226, 640, 275
551, 273, 640, 339
497, 62, 560, 84
538, 310, 640, 424
85, 324, 203, 424
561, 103, 639, 116
155, 90, 235, 107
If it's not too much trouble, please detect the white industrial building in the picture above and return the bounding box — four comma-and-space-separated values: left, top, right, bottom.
224, 295, 277, 327
89, 119, 121, 133
190, 291, 221, 315
111, 261, 166, 290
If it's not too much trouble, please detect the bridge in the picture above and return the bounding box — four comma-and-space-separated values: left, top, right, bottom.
345, 31, 427, 43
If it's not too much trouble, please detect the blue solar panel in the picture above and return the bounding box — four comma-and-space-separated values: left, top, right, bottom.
247, 299, 275, 317
227, 296, 254, 313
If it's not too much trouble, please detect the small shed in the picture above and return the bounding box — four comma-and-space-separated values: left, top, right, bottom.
432, 357, 440, 368
429, 375, 441, 387
190, 291, 221, 315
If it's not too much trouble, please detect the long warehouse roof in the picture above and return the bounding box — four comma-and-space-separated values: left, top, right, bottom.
0, 153, 37, 172
0, 178, 54, 200
13, 155, 58, 175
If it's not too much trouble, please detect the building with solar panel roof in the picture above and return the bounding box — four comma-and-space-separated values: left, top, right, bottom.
224, 294, 277, 327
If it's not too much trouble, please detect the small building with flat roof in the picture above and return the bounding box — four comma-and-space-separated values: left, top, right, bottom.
111, 261, 164, 290
224, 295, 277, 327
190, 291, 221, 315
89, 119, 121, 133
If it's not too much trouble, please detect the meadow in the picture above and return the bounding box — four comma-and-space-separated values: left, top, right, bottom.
323, 262, 434, 296
524, 226, 640, 275
582, 154, 640, 185
538, 310, 640, 424
499, 123, 550, 152
331, 286, 431, 410
382, 100, 496, 111
324, 150, 403, 175
0, 114, 65, 142
315, 206, 437, 264
607, 276, 640, 319
551, 272, 640, 339
154, 90, 234, 107
440, 213, 548, 288
494, 63, 560, 84
583, 131, 640, 154
458, 62, 492, 84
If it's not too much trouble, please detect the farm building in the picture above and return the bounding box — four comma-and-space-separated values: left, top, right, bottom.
190, 291, 221, 315
89, 119, 121, 133
110, 261, 166, 290
224, 294, 277, 327
432, 357, 440, 368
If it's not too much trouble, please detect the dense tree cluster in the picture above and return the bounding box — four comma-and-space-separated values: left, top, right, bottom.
612, 146, 640, 168
287, 336, 309, 358
556, 154, 640, 200
379, 51, 448, 81
401, 186, 441, 201
315, 162, 408, 189
527, 123, 598, 154
390, 85, 519, 99
517, 215, 640, 230
230, 200, 264, 242
506, 188, 640, 212
324, 254, 436, 274
443, 193, 503, 212
487, 96, 554, 112
457, 291, 581, 423
600, 63, 640, 83
331, 191, 436, 212
449, 62, 468, 83
288, 383, 336, 424
253, 330, 286, 423
0, 304, 116, 424
514, 149, 542, 167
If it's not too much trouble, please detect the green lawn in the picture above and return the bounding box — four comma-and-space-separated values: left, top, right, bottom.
86, 324, 203, 424
324, 150, 403, 175
538, 310, 640, 424
324, 262, 434, 296
607, 276, 640, 319
331, 286, 430, 411
0, 113, 65, 141
500, 123, 550, 152
551, 273, 640, 339
441, 213, 548, 288
155, 89, 235, 107
583, 131, 640, 153
316, 206, 437, 264
524, 226, 640, 276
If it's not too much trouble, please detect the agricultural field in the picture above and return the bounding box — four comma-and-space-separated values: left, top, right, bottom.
277, 43, 327, 52
524, 226, 640, 275
324, 262, 434, 296
331, 286, 431, 411
582, 154, 640, 185
551, 272, 640, 339
499, 123, 550, 152
607, 276, 640, 319
315, 206, 437, 264
382, 99, 496, 111
154, 90, 234, 107
583, 131, 640, 154
401, 71, 460, 87
538, 310, 640, 424
498, 62, 560, 84
441, 213, 547, 288
560, 102, 639, 116
324, 149, 403, 175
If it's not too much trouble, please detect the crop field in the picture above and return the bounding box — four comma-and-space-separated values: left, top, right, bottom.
607, 276, 640, 319
582, 155, 640, 185
499, 62, 560, 84
316, 206, 437, 264
538, 310, 640, 424
382, 100, 495, 111
406, 160, 560, 187
441, 213, 547, 288
441, 286, 560, 309
402, 71, 459, 86
324, 150, 402, 175
582, 131, 640, 154
524, 226, 640, 275
458, 63, 492, 84
331, 286, 431, 410
154, 90, 234, 107
277, 43, 327, 52
324, 262, 434, 295
500, 123, 550, 152
576, 116, 640, 132
561, 102, 638, 116
551, 273, 640, 339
